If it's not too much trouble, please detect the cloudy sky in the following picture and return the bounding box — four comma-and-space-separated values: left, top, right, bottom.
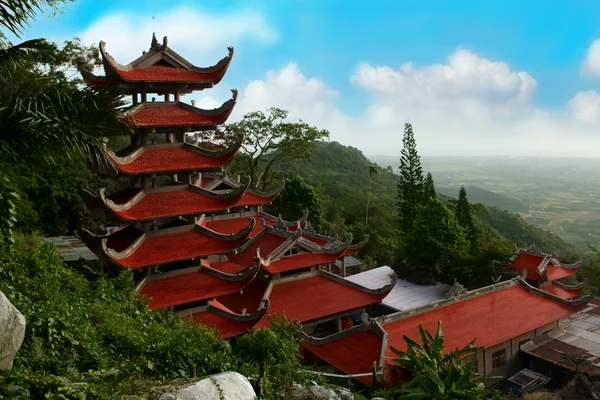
20, 0, 600, 157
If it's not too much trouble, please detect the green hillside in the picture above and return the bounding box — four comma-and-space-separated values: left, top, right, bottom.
272, 141, 576, 260
437, 185, 528, 213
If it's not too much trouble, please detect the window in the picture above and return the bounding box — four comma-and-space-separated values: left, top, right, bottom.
492, 349, 507, 369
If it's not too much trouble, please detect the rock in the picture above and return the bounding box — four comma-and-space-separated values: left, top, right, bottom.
283, 383, 353, 400
158, 372, 255, 400
0, 291, 26, 370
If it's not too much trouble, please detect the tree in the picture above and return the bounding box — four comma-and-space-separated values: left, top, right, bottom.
456, 186, 478, 249
424, 171, 435, 199
400, 197, 470, 284
397, 123, 424, 235
366, 165, 378, 228
388, 322, 498, 400
269, 175, 324, 229
218, 107, 329, 190
233, 315, 304, 398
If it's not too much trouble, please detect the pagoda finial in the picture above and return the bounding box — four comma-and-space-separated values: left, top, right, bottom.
151, 32, 159, 49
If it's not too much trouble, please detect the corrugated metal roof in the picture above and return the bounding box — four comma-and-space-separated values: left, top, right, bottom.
335, 256, 363, 269
345, 266, 450, 311
43, 236, 99, 262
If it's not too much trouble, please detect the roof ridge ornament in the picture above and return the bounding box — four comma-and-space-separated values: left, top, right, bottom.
304, 221, 316, 235
444, 280, 468, 299
150, 32, 159, 49
274, 214, 287, 232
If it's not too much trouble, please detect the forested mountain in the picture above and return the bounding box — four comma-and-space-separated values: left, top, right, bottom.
270, 141, 576, 263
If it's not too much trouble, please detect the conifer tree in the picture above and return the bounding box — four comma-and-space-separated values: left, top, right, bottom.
397, 123, 424, 234
424, 172, 436, 199
456, 186, 477, 247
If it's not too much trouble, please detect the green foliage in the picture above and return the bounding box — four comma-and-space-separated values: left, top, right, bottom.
220, 107, 329, 190
399, 198, 470, 284
233, 314, 306, 398
0, 177, 19, 246
423, 172, 435, 200
456, 186, 477, 250
388, 322, 498, 400
268, 175, 324, 229
0, 235, 234, 397
397, 123, 424, 235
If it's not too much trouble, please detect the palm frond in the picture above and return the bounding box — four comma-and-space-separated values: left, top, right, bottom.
0, 0, 40, 38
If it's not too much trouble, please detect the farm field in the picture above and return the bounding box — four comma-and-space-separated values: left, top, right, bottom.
369, 155, 600, 250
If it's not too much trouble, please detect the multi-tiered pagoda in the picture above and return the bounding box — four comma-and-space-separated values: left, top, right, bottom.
78, 34, 394, 339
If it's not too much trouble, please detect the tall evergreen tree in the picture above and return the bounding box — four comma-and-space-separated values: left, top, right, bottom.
456, 186, 477, 248
424, 171, 436, 199
397, 123, 424, 234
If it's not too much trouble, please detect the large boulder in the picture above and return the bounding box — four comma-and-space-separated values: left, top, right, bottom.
159, 372, 255, 400
0, 291, 26, 370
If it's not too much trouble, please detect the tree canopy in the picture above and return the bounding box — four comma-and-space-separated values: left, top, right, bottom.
269, 175, 324, 229
397, 123, 424, 235
219, 107, 329, 190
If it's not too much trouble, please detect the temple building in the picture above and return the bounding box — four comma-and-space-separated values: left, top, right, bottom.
77, 34, 384, 339
300, 249, 592, 386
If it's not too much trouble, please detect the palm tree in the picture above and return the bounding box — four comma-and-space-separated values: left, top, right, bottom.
0, 0, 129, 166
388, 322, 499, 399
366, 165, 377, 228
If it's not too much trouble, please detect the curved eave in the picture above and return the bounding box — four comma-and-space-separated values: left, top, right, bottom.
235, 182, 284, 207
79, 68, 107, 89
107, 137, 242, 175
187, 298, 269, 339
101, 219, 255, 269
520, 278, 594, 306
98, 184, 246, 222
343, 235, 370, 256
119, 89, 237, 130
100, 41, 234, 86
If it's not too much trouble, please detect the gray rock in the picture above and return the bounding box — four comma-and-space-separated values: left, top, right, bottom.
158, 372, 255, 400
0, 291, 26, 370
283, 383, 353, 400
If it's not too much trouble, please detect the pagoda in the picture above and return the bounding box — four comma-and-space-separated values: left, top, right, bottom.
78, 34, 392, 339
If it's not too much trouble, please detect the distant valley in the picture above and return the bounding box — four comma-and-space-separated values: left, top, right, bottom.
369, 155, 600, 251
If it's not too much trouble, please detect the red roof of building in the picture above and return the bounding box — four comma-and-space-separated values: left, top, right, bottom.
546, 265, 580, 280
108, 142, 240, 175
228, 231, 289, 267
187, 302, 261, 339
103, 223, 251, 269
98, 39, 233, 85
217, 278, 269, 315
100, 185, 244, 221
139, 268, 255, 310
508, 253, 546, 279
256, 275, 391, 328
265, 251, 342, 274
302, 283, 585, 387
303, 330, 382, 386
209, 260, 247, 274
121, 98, 235, 129
234, 190, 281, 208
206, 217, 269, 238
543, 283, 584, 300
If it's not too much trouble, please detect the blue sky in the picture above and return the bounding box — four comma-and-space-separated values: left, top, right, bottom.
19, 0, 600, 156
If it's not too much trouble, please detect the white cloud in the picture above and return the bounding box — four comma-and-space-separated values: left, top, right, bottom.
583, 39, 600, 76
79, 6, 276, 64
229, 50, 600, 157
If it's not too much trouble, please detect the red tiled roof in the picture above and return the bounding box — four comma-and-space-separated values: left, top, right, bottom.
206, 217, 268, 238
303, 330, 381, 386
303, 234, 329, 247
228, 232, 288, 267
265, 252, 340, 274
188, 308, 257, 339
121, 102, 234, 128
210, 260, 247, 274
543, 283, 583, 300
546, 265, 580, 281
300, 283, 585, 387
105, 226, 250, 269
235, 191, 280, 207
139, 269, 253, 310
111, 65, 227, 84
216, 278, 269, 315
103, 186, 243, 221
109, 144, 238, 175
507, 253, 545, 279
256, 275, 389, 328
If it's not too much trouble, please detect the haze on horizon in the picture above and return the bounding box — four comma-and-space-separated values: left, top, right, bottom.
19, 0, 600, 158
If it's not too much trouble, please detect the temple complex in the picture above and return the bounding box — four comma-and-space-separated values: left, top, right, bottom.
77, 34, 387, 339
75, 33, 594, 389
